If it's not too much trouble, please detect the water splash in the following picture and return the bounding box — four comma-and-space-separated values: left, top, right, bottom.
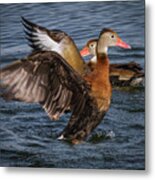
89, 130, 115, 143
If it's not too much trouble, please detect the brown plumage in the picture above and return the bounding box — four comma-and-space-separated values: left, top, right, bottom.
22, 17, 143, 88
0, 27, 131, 144
0, 51, 101, 143
21, 17, 85, 75
80, 39, 144, 87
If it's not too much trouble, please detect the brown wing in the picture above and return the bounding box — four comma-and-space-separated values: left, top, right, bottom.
110, 61, 143, 72
110, 64, 144, 87
21, 17, 67, 51
0, 51, 105, 141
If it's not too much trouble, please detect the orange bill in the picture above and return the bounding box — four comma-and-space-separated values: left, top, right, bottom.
80, 46, 90, 56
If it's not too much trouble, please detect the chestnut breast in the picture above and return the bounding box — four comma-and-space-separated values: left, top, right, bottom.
84, 60, 112, 112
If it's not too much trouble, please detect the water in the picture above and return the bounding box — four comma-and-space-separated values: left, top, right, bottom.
0, 1, 145, 169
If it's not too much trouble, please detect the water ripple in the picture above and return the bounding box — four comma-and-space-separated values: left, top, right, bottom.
0, 1, 144, 169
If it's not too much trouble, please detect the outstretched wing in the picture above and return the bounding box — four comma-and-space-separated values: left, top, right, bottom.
0, 51, 105, 141
21, 17, 67, 51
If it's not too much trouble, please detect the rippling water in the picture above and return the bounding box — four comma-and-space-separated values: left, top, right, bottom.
0, 1, 145, 169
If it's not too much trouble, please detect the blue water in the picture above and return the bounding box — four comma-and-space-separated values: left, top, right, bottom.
0, 1, 145, 169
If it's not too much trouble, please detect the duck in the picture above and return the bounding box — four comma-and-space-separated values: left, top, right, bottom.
80, 39, 144, 87
0, 28, 131, 144
22, 18, 144, 87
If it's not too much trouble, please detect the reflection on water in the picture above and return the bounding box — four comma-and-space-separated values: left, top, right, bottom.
0, 1, 145, 169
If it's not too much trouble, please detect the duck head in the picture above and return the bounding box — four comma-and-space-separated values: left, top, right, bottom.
80, 28, 131, 56
80, 39, 97, 57
97, 28, 131, 54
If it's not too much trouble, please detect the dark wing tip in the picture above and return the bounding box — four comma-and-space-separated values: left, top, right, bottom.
21, 16, 26, 22
21, 16, 49, 32
21, 16, 35, 28
21, 17, 44, 50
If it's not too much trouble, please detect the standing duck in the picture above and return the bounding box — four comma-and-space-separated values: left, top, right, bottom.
80, 39, 144, 87
0, 28, 131, 144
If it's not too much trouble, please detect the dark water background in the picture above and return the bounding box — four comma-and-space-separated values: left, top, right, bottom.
0, 1, 145, 169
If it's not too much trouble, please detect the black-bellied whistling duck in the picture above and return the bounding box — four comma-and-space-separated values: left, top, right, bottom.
80, 39, 144, 87
0, 28, 131, 144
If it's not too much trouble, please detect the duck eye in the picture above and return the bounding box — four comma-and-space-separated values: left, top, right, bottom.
111, 35, 114, 39
90, 44, 94, 48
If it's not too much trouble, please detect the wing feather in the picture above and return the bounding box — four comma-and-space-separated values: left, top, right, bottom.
0, 51, 106, 141
21, 17, 66, 51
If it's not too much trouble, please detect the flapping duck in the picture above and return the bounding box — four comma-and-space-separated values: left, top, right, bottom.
0, 20, 131, 144
22, 18, 143, 87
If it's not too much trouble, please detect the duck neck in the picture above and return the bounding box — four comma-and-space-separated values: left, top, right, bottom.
96, 41, 109, 65
96, 45, 110, 82
97, 52, 109, 66
97, 39, 108, 54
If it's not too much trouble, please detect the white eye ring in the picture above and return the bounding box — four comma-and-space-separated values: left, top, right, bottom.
90, 44, 94, 48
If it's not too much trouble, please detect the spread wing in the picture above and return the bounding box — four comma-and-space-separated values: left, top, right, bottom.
0, 51, 105, 142
21, 17, 67, 51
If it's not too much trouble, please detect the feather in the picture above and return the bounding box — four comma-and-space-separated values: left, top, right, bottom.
0, 51, 105, 142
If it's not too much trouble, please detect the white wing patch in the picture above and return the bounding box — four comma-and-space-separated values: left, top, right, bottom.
32, 28, 60, 51
22, 17, 63, 54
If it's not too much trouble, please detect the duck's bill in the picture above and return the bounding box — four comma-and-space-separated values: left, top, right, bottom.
80, 46, 90, 56
116, 38, 131, 49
